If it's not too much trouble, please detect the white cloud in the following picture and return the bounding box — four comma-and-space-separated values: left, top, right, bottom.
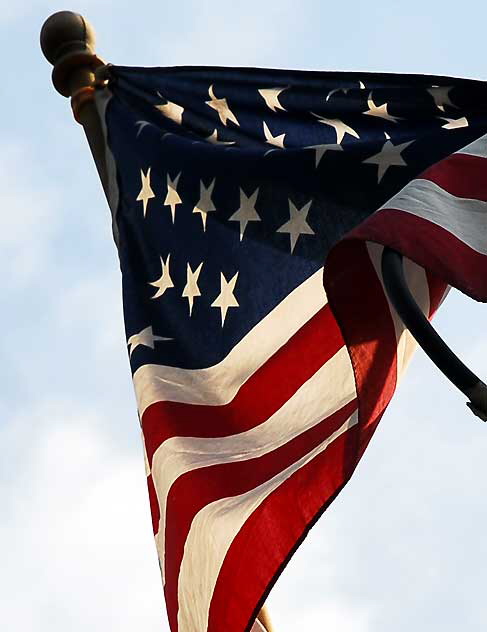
0, 143, 59, 288
269, 598, 373, 632
0, 0, 116, 27
160, 0, 301, 67
0, 399, 166, 631
51, 269, 124, 356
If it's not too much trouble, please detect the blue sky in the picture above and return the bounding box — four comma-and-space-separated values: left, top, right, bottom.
1, 1, 487, 630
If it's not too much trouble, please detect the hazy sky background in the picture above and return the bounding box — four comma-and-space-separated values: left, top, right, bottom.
2, 1, 487, 630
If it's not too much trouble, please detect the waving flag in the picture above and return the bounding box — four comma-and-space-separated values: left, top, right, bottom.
94, 66, 487, 632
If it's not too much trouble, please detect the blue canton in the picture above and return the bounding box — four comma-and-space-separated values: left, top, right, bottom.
103, 66, 487, 372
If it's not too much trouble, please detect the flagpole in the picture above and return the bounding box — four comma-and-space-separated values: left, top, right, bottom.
40, 10, 110, 200
256, 606, 275, 631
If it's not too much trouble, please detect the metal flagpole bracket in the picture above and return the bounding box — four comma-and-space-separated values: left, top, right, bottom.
40, 10, 111, 198
381, 246, 487, 421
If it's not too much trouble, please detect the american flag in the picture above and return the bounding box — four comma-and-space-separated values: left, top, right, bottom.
94, 66, 487, 632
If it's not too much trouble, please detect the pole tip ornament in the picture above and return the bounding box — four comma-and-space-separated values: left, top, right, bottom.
40, 11, 104, 97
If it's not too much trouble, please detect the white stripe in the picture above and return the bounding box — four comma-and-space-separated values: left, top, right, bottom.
456, 133, 487, 159
366, 243, 431, 381
133, 269, 327, 414
142, 431, 151, 476
176, 411, 359, 632
380, 178, 487, 255
397, 257, 437, 379
153, 346, 355, 581
251, 620, 266, 632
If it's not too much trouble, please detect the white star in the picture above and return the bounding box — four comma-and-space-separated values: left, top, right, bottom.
229, 187, 261, 240
258, 87, 287, 112
428, 86, 459, 112
136, 167, 155, 217
205, 129, 235, 145
277, 199, 315, 253
306, 143, 343, 168
441, 116, 469, 130
155, 93, 184, 125
326, 80, 365, 102
164, 172, 182, 223
326, 87, 350, 102
127, 326, 172, 357
149, 254, 174, 299
211, 271, 239, 326
364, 93, 400, 122
263, 121, 286, 148
206, 85, 239, 127
193, 179, 216, 231
135, 120, 152, 138
312, 114, 360, 144
182, 262, 203, 316
363, 139, 413, 182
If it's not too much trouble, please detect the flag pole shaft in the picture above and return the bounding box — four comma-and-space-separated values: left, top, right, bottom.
40, 11, 110, 199
257, 606, 275, 631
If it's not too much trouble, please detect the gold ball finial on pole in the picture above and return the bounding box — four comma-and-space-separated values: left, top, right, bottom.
40, 10, 104, 97
40, 11, 110, 196
40, 11, 96, 64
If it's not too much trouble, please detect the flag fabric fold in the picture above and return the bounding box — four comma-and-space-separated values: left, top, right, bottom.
95, 65, 487, 632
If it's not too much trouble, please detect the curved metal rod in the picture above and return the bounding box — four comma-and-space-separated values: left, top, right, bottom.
381, 246, 487, 421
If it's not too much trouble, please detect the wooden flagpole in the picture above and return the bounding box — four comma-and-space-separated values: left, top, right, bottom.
40, 11, 110, 199
40, 10, 275, 632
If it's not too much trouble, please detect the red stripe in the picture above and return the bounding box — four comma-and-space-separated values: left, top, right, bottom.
350, 208, 487, 301
324, 240, 399, 457
208, 424, 360, 632
420, 152, 487, 201
163, 400, 357, 632
142, 304, 343, 464
425, 270, 448, 319
147, 474, 160, 535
